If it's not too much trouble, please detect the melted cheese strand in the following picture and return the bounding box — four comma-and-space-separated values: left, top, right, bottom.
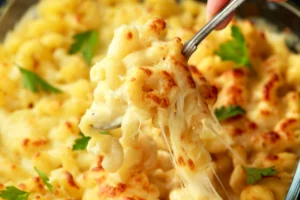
209, 163, 232, 200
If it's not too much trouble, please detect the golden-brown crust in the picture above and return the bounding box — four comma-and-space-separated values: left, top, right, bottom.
22, 139, 48, 147
139, 67, 153, 76
126, 32, 133, 40
149, 18, 166, 32
161, 70, 177, 89
99, 183, 127, 197
262, 131, 281, 143
187, 76, 196, 89
65, 172, 80, 189
187, 159, 195, 171
263, 73, 280, 101
189, 65, 218, 104
177, 156, 186, 166
144, 93, 170, 108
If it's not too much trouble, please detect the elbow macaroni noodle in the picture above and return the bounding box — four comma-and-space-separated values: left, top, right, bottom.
0, 0, 299, 199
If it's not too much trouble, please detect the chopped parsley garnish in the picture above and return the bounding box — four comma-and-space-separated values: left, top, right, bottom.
215, 26, 252, 70
72, 133, 91, 150
69, 30, 99, 66
34, 167, 53, 192
0, 186, 30, 200
214, 105, 246, 121
100, 131, 109, 135
19, 67, 62, 94
243, 166, 277, 185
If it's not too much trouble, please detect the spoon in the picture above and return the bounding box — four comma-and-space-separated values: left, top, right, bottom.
182, 0, 246, 59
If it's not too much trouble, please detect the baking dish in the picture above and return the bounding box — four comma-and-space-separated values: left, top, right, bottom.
0, 0, 299, 199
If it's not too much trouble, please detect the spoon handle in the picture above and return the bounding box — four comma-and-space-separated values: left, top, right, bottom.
182, 0, 246, 60
285, 161, 300, 200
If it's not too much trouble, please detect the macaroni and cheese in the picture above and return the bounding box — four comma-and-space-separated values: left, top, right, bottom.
0, 0, 299, 200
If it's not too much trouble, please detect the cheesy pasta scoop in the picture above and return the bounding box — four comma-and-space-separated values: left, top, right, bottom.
80, 18, 222, 200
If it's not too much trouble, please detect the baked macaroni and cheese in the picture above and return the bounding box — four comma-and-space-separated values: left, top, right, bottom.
80, 17, 226, 200
0, 0, 299, 200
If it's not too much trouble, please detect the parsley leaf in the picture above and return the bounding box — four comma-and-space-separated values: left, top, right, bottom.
214, 105, 246, 121
243, 166, 277, 185
215, 26, 252, 69
72, 133, 91, 150
34, 167, 53, 192
69, 30, 99, 66
0, 186, 30, 200
19, 67, 62, 94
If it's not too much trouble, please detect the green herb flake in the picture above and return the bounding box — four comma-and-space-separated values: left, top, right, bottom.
100, 131, 109, 135
34, 167, 54, 192
69, 30, 99, 66
214, 105, 246, 121
72, 133, 91, 150
0, 186, 30, 200
19, 67, 62, 94
215, 26, 252, 70
243, 166, 277, 185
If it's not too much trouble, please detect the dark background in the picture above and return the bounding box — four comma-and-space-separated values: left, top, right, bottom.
0, 0, 6, 7
0, 0, 299, 7
293, 0, 300, 6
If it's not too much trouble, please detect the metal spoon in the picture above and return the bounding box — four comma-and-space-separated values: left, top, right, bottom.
285, 160, 300, 200
98, 0, 246, 132
182, 0, 246, 59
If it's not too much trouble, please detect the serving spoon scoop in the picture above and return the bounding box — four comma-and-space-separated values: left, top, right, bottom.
98, 0, 246, 132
